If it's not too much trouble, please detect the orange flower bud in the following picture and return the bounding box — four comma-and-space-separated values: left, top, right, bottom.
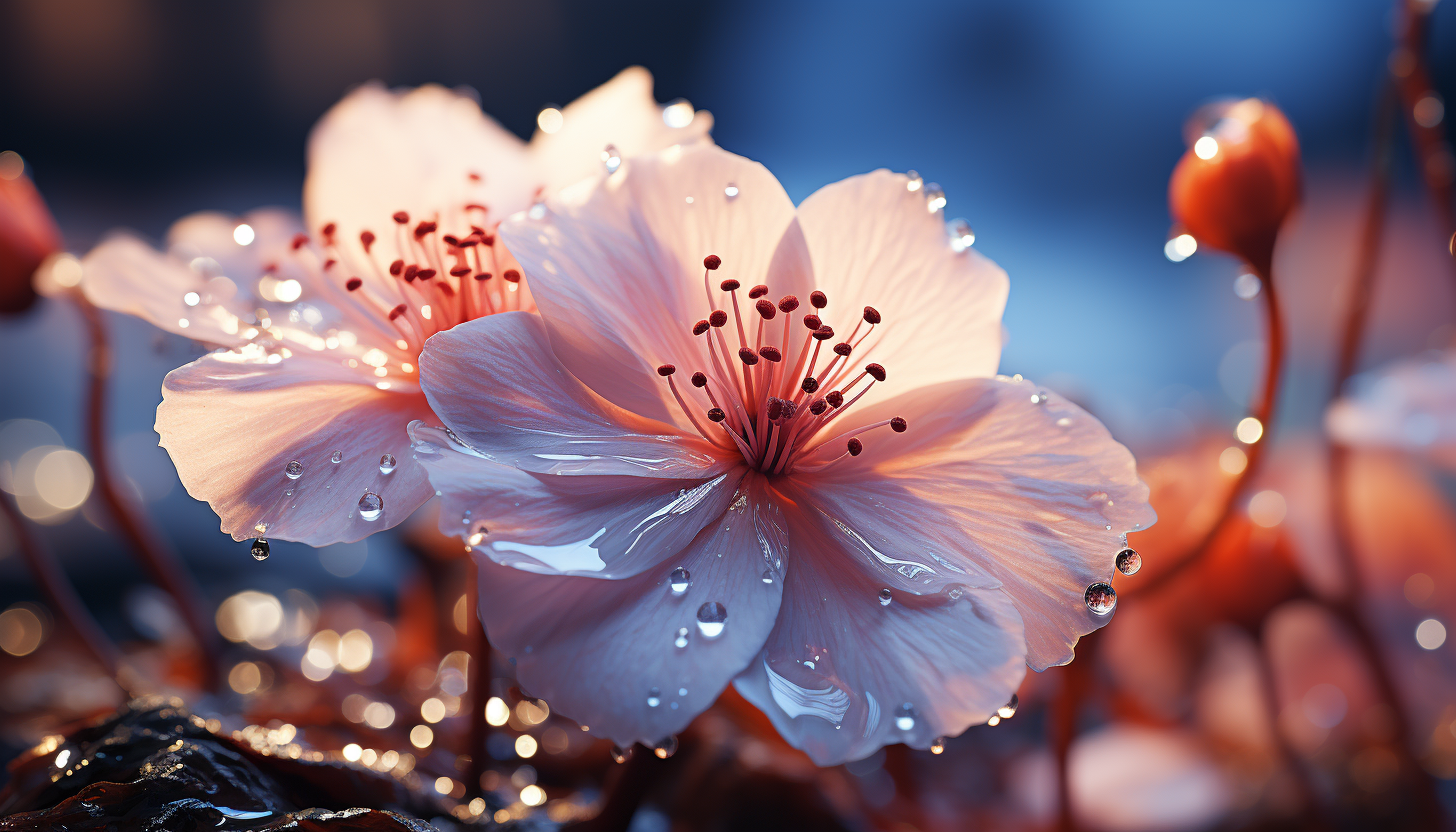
0, 152, 62, 314
1168, 99, 1300, 274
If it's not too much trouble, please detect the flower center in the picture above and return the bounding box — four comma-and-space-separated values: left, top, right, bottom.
656, 255, 906, 475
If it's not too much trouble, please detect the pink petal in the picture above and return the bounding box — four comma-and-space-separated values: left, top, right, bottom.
82, 233, 249, 347
410, 422, 745, 579
478, 475, 787, 748
1326, 349, 1456, 465
797, 377, 1155, 671
794, 169, 1009, 409
528, 66, 715, 194
498, 143, 815, 427
303, 82, 535, 268
733, 496, 1026, 765
157, 352, 434, 545
419, 311, 732, 479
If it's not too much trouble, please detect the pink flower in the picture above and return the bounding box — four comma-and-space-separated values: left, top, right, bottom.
1326, 350, 1456, 467
77, 68, 711, 545
409, 144, 1155, 763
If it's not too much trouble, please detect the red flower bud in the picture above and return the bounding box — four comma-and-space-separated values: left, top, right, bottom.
0, 157, 61, 315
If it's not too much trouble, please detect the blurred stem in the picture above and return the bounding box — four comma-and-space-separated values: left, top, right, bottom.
0, 491, 121, 681
1052, 630, 1098, 832
1252, 626, 1331, 831
1326, 75, 1447, 830
465, 555, 491, 799
567, 748, 657, 832
1394, 0, 1456, 261
1140, 258, 1284, 596
73, 293, 221, 690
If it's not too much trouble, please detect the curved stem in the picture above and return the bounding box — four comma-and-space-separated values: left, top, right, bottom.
72, 293, 221, 689
1253, 623, 1331, 832
0, 492, 121, 680
1140, 261, 1285, 596
1393, 0, 1456, 268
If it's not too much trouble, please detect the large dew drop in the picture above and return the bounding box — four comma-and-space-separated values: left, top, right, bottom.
358, 491, 384, 521
695, 602, 727, 638
652, 736, 678, 759
284, 460, 303, 480
930, 737, 946, 755
1085, 582, 1117, 615
378, 454, 396, 474
330, 450, 343, 464
669, 567, 691, 595
998, 693, 1019, 719
250, 538, 270, 561
1115, 547, 1142, 576
894, 703, 917, 731
602, 144, 621, 174
878, 588, 893, 607
610, 745, 632, 764
647, 687, 661, 708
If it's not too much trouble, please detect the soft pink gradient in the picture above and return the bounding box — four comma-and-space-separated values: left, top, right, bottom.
411, 144, 1155, 763
1326, 349, 1456, 469
77, 68, 712, 544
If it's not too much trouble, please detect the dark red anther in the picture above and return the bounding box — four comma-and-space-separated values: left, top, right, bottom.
413, 220, 437, 239
778, 295, 800, 313
321, 222, 337, 241
465, 203, 488, 212
755, 298, 776, 319
360, 230, 376, 252
323, 258, 337, 271
388, 303, 408, 320
766, 398, 784, 420
863, 306, 881, 324
866, 363, 886, 382
392, 211, 410, 224
345, 277, 363, 291
389, 259, 404, 276
826, 390, 844, 407
781, 400, 797, 419
290, 233, 309, 250
442, 234, 461, 247
709, 310, 728, 327
809, 398, 828, 415
738, 347, 760, 366
691, 372, 707, 387
801, 377, 820, 394
481, 233, 496, 246
657, 364, 676, 376
707, 408, 727, 422
758, 345, 782, 362
503, 269, 521, 283
703, 254, 722, 270
457, 237, 478, 247
475, 272, 492, 281
803, 314, 822, 330
749, 284, 769, 299
833, 342, 852, 356
417, 268, 437, 281
813, 326, 835, 341
450, 266, 471, 277
890, 416, 907, 432
404, 264, 419, 281
468, 172, 482, 182
847, 438, 863, 456
262, 262, 278, 274
693, 319, 711, 336
720, 278, 740, 292
810, 290, 827, 308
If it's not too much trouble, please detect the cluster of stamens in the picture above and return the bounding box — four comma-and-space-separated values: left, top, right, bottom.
657, 255, 906, 474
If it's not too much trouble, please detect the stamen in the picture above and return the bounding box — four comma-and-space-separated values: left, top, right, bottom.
847, 438, 863, 456
691, 372, 707, 387
708, 408, 726, 422
866, 363, 886, 382
709, 310, 728, 328
755, 298, 776, 319
721, 279, 741, 291
891, 417, 907, 432
346, 278, 363, 291
749, 284, 769, 299
834, 343, 853, 356
810, 290, 827, 309
503, 269, 521, 283
801, 377, 819, 394
863, 306, 881, 324
759, 346, 782, 362
809, 399, 828, 415
361, 230, 376, 253
658, 364, 676, 376
704, 254, 722, 270
693, 319, 711, 335
393, 211, 410, 224
778, 296, 799, 313
738, 347, 760, 366
390, 259, 404, 276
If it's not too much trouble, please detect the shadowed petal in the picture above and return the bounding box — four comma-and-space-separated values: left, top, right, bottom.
157, 351, 434, 545
733, 495, 1026, 765
480, 475, 787, 748
794, 169, 1009, 409
419, 311, 731, 479
410, 422, 745, 578
798, 377, 1155, 670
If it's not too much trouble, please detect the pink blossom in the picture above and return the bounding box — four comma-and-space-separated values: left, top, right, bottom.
1326, 350, 1456, 467
409, 144, 1155, 763
77, 68, 712, 545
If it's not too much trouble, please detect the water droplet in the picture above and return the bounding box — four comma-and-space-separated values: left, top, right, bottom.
183, 291, 201, 307
998, 693, 1019, 719
610, 745, 632, 764
695, 602, 727, 638
669, 566, 691, 594
760, 570, 775, 584
250, 538, 270, 561
930, 737, 945, 755
1030, 391, 1049, 405
1085, 582, 1117, 615
1233, 272, 1262, 300
724, 183, 739, 199
358, 491, 384, 521
906, 170, 923, 192
947, 218, 975, 252
674, 627, 689, 649
330, 450, 343, 464
602, 144, 621, 174
1115, 547, 1142, 576
924, 183, 946, 214
946, 586, 964, 601
284, 460, 303, 479
527, 201, 547, 220
894, 703, 917, 732
647, 687, 661, 708
677, 687, 687, 697
378, 453, 396, 474
652, 736, 678, 759
878, 588, 892, 606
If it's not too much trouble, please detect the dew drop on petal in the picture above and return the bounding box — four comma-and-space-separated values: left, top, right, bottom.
878, 588, 892, 606
947, 218, 975, 252
610, 745, 632, 764
378, 454, 397, 474
669, 566, 691, 595
724, 182, 739, 199
998, 693, 1019, 719
1115, 547, 1142, 576
285, 460, 303, 480
646, 687, 661, 708
695, 602, 726, 638
924, 183, 946, 214
906, 170, 923, 192
674, 627, 689, 649
760, 570, 775, 584
894, 703, 917, 732
1085, 582, 1117, 615
331, 450, 343, 464
1030, 391, 1049, 405
652, 736, 678, 759
358, 491, 384, 521
250, 538, 270, 561
930, 737, 945, 755
601, 144, 621, 174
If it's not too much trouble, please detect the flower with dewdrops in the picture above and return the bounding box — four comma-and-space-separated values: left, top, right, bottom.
76, 68, 712, 545
408, 143, 1155, 764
